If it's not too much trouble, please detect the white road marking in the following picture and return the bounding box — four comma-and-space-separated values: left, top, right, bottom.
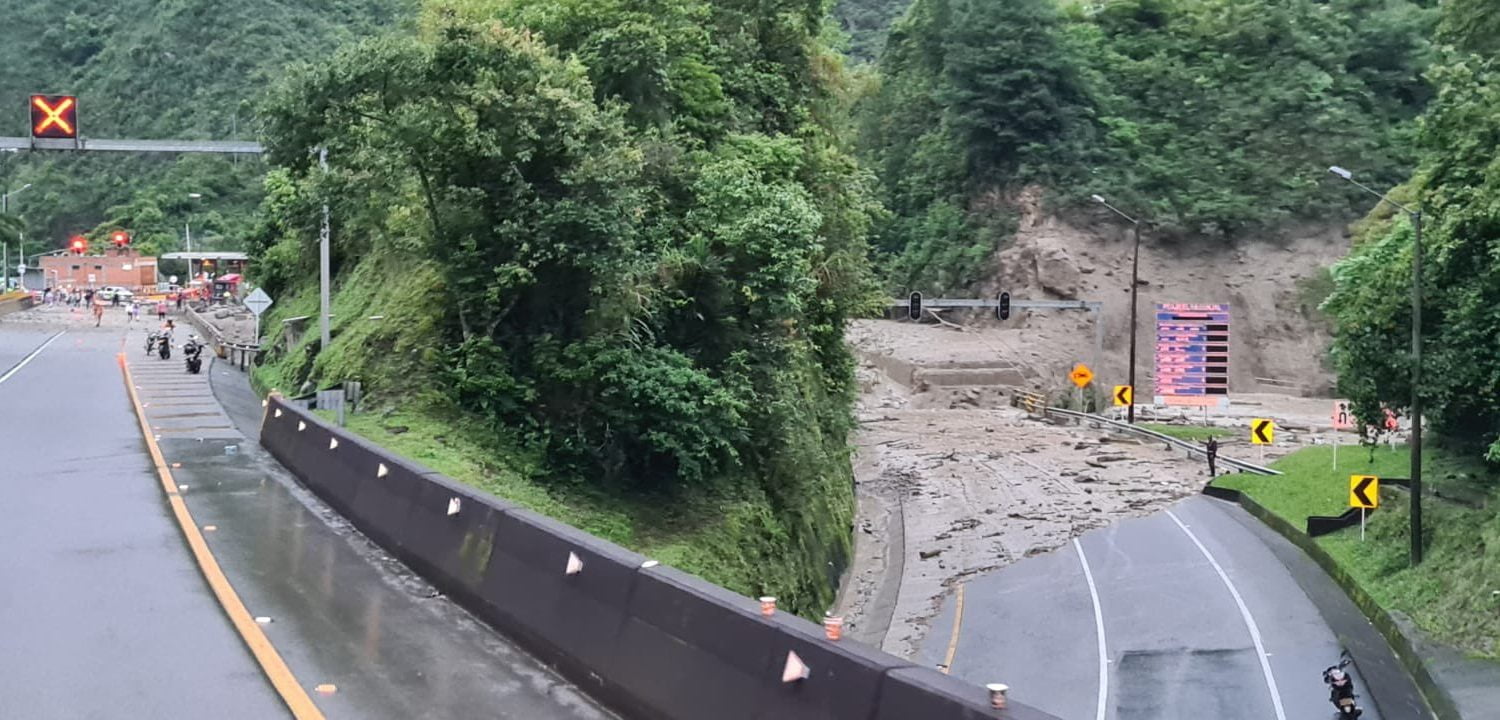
1167, 509, 1288, 720
1073, 537, 1109, 720
0, 330, 65, 386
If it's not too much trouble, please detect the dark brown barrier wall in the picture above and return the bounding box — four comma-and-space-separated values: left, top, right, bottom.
260, 396, 1060, 720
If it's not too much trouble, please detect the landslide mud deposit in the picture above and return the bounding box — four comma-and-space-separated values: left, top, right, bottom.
837, 321, 1222, 661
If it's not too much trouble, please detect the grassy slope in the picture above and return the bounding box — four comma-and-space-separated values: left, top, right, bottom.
254, 252, 844, 615
1216, 445, 1500, 658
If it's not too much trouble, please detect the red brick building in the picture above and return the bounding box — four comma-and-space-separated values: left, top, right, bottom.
39, 248, 157, 291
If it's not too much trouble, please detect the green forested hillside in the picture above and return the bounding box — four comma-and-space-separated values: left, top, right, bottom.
1329, 0, 1500, 462
0, 0, 410, 254
834, 0, 910, 61
250, 0, 879, 614
859, 0, 1436, 291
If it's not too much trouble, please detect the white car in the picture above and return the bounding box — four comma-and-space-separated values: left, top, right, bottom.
97, 286, 134, 301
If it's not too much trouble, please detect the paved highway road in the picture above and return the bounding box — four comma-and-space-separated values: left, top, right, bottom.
0, 308, 613, 719
922, 494, 1387, 720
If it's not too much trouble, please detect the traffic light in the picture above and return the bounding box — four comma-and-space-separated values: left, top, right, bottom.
908, 291, 922, 320
111, 230, 130, 247
998, 291, 1012, 320
70, 236, 87, 255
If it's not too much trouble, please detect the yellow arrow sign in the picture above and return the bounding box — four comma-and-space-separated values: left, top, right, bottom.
1251, 419, 1274, 445
1070, 363, 1094, 389
1350, 475, 1379, 509
1113, 385, 1133, 407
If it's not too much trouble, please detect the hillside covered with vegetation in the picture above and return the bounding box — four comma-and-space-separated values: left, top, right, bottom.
0, 0, 411, 256
856, 0, 1436, 292
1328, 0, 1500, 464
249, 0, 880, 614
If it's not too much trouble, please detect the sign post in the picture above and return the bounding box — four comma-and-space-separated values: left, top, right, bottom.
1070, 363, 1094, 410
243, 287, 274, 349
1251, 418, 1274, 464
1332, 400, 1355, 470
1350, 475, 1379, 541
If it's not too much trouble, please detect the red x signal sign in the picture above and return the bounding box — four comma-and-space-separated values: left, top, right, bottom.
30, 94, 78, 139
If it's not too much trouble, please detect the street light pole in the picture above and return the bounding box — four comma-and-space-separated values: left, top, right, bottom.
1093, 194, 1143, 423
318, 148, 332, 351
1328, 166, 1423, 565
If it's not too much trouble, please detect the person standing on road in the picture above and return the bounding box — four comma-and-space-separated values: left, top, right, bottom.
156, 299, 167, 321
1205, 436, 1220, 477
92, 299, 104, 327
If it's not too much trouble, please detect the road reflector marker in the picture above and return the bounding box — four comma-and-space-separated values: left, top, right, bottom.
376, 463, 388, 478
297, 420, 306, 432
446, 497, 461, 516
274, 408, 283, 418
782, 651, 810, 682
987, 684, 1010, 709
565, 551, 584, 575
641, 560, 659, 569
314, 684, 336, 695
171, 462, 181, 468
823, 613, 843, 641
203, 525, 218, 532
1251, 419, 1274, 445
328, 437, 338, 450
255, 616, 272, 624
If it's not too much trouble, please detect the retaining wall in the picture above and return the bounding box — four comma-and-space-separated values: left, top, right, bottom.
261, 396, 1059, 720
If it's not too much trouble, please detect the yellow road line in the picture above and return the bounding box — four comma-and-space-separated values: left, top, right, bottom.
119, 354, 326, 720
940, 582, 966, 674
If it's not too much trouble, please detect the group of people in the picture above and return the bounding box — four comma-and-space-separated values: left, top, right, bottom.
39, 287, 173, 327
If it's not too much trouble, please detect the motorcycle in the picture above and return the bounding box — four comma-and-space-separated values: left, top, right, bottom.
158, 333, 172, 360
1323, 652, 1363, 718
184, 337, 203, 374
145, 331, 160, 357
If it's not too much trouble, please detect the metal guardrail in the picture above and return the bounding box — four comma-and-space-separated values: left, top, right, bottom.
1045, 406, 1281, 475
887, 297, 1102, 311
1010, 394, 1280, 475
182, 305, 261, 371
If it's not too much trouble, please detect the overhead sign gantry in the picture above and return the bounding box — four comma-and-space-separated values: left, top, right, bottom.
5, 94, 263, 155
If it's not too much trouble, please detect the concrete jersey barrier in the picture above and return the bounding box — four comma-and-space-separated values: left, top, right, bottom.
259, 396, 1061, 720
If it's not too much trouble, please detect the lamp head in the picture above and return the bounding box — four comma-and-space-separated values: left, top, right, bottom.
1328, 166, 1353, 180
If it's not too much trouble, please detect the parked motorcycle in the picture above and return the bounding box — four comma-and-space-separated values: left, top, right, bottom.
1323, 652, 1363, 717
184, 336, 203, 374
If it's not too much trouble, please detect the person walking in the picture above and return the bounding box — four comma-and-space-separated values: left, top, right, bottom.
92, 299, 104, 327
1205, 436, 1220, 478
156, 299, 168, 322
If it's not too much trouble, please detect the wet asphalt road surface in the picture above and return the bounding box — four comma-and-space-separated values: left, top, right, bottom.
1, 309, 615, 719
923, 495, 1391, 720
0, 323, 288, 718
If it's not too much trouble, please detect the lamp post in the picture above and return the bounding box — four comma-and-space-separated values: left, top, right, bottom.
2, 183, 32, 292
184, 192, 204, 254
1328, 165, 1424, 566
1092, 194, 1143, 423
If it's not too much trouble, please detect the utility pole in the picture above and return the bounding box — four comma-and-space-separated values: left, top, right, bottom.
319, 148, 332, 350
1128, 221, 1142, 424
1328, 166, 1424, 566
1092, 194, 1144, 423
1410, 210, 1423, 564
